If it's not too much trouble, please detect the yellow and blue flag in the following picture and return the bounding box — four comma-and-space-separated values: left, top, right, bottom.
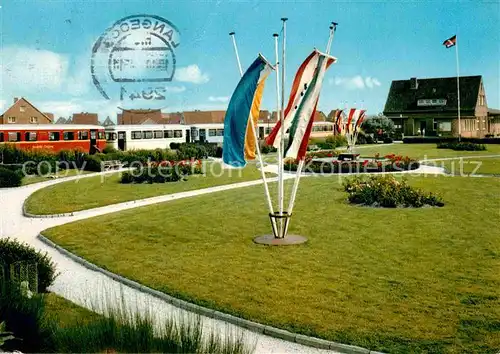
223, 55, 273, 167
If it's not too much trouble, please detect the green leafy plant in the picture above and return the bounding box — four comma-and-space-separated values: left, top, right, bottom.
437, 142, 486, 151
0, 322, 15, 349
0, 166, 23, 187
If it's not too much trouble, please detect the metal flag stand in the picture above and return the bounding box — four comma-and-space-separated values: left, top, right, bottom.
254, 20, 338, 245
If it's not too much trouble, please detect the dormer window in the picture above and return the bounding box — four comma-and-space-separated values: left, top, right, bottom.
20, 106, 26, 112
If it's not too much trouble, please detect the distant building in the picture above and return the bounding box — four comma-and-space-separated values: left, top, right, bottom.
102, 116, 115, 127
383, 75, 493, 138
182, 110, 226, 125
0, 97, 53, 124
118, 109, 162, 124
55, 117, 68, 124
72, 112, 99, 125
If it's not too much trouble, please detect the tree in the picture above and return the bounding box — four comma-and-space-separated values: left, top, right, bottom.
362, 114, 395, 138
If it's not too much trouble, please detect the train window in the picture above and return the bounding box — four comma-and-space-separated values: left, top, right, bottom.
63, 132, 75, 140
8, 132, 20, 142
208, 129, 216, 137
98, 131, 105, 139
131, 131, 142, 140
142, 131, 153, 139
78, 131, 89, 140
106, 132, 117, 141
164, 130, 173, 138
174, 130, 182, 138
25, 132, 37, 141
90, 131, 97, 140
0, 132, 3, 142
49, 132, 60, 141
216, 129, 224, 136
154, 130, 163, 139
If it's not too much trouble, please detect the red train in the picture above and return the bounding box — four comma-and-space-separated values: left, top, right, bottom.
0, 125, 106, 153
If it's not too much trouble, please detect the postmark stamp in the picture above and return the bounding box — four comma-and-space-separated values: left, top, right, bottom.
91, 14, 180, 107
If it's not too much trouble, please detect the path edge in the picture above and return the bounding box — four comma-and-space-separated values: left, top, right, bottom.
38, 233, 378, 354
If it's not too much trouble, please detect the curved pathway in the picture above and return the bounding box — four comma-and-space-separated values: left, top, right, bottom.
1, 171, 345, 354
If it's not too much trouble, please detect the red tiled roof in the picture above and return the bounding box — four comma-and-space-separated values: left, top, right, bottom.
72, 113, 98, 125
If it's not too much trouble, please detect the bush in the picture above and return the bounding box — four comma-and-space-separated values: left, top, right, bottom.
0, 167, 23, 187
83, 155, 103, 172
0, 239, 57, 293
383, 137, 394, 144
120, 161, 202, 184
102, 145, 118, 154
437, 142, 486, 151
261, 144, 277, 154
343, 175, 444, 208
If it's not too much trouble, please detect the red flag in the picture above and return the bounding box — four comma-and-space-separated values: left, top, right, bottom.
443, 35, 456, 48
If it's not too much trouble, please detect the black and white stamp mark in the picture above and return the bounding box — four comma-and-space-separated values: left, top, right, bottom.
91, 14, 180, 106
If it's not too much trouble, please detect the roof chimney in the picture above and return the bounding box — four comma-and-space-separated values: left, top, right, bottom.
14, 97, 19, 103
410, 77, 418, 90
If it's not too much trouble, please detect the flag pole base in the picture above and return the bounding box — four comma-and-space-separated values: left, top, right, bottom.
253, 212, 307, 246
253, 234, 308, 246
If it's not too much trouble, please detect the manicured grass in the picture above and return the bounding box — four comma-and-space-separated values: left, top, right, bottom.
22, 169, 92, 186
24, 163, 264, 215
43, 175, 500, 353
355, 143, 500, 159
428, 157, 500, 175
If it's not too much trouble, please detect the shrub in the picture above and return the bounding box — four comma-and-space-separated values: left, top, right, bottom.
0, 239, 57, 293
343, 175, 444, 208
437, 142, 486, 151
83, 155, 103, 172
261, 144, 277, 154
383, 137, 394, 144
120, 160, 202, 184
0, 167, 23, 187
102, 145, 118, 154
306, 150, 338, 159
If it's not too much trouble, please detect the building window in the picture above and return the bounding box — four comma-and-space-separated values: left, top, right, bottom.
142, 131, 153, 139
25, 132, 37, 141
49, 132, 60, 141
439, 121, 451, 132
164, 130, 173, 138
208, 129, 217, 137
63, 131, 75, 141
20, 106, 26, 112
132, 131, 142, 140
433, 120, 438, 130
479, 95, 485, 106
174, 130, 183, 138
8, 132, 20, 142
154, 130, 163, 139
29, 116, 38, 124
7, 117, 16, 123
78, 131, 89, 140
216, 129, 224, 136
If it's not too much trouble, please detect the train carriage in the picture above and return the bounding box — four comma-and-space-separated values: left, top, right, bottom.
105, 124, 186, 151
0, 125, 106, 153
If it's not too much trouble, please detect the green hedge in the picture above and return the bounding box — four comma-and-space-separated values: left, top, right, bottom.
437, 142, 486, 151
0, 239, 57, 293
0, 167, 22, 188
121, 161, 203, 184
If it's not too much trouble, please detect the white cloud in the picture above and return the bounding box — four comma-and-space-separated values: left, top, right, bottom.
175, 65, 209, 84
208, 96, 229, 103
0, 46, 68, 91
330, 75, 381, 90
37, 99, 121, 121
0, 100, 6, 112
165, 86, 186, 93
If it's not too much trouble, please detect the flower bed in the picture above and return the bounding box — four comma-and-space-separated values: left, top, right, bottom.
305, 150, 339, 159
120, 160, 203, 184
284, 154, 420, 174
343, 175, 444, 208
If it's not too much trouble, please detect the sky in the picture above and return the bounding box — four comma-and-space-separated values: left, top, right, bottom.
0, 0, 499, 122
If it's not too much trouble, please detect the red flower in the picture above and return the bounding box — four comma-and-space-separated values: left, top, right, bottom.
363, 160, 369, 167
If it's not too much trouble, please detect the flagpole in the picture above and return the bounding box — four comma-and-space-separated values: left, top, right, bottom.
228, 32, 277, 231
273, 32, 282, 238
284, 22, 337, 236
277, 18, 288, 238
455, 35, 461, 142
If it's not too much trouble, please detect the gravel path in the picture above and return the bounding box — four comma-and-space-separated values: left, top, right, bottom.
0, 171, 339, 354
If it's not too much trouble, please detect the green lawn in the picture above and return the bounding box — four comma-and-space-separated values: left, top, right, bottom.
22, 169, 92, 186
427, 157, 500, 176
25, 163, 264, 215
43, 175, 500, 353
355, 143, 500, 159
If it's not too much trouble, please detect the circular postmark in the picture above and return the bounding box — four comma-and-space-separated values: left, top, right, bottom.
91, 14, 180, 108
